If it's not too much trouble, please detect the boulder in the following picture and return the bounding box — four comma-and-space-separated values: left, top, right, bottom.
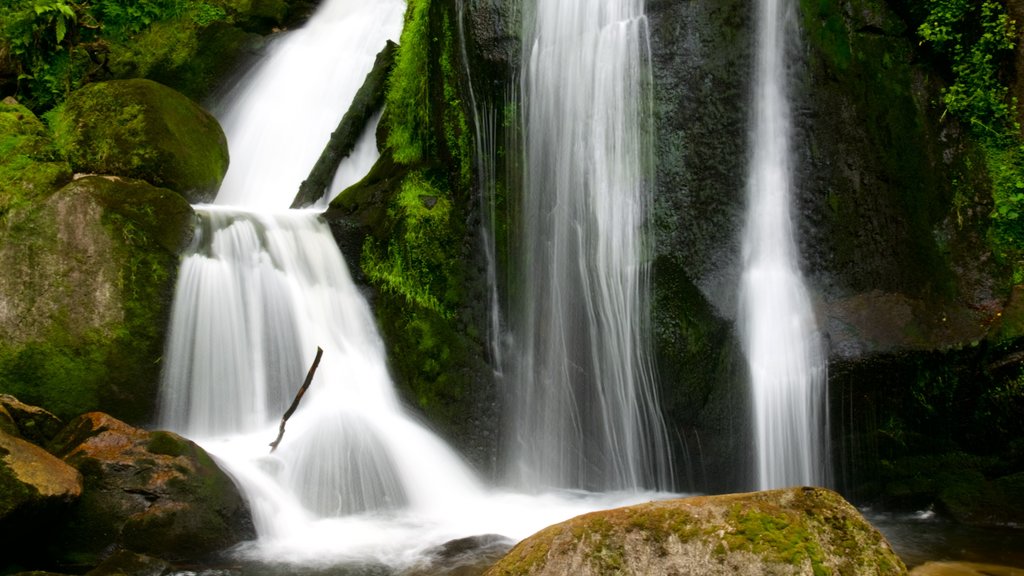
50, 79, 228, 203
0, 427, 83, 573
0, 176, 193, 423
485, 487, 906, 576
0, 429, 82, 522
48, 413, 254, 565
0, 394, 64, 445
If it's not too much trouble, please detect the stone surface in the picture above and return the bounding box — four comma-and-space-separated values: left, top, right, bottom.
0, 176, 193, 423
0, 428, 82, 521
51, 79, 228, 203
0, 394, 64, 445
83, 550, 171, 576
48, 412, 254, 565
909, 562, 1024, 576
485, 487, 906, 576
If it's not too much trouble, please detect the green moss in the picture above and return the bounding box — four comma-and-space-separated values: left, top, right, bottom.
49, 79, 228, 200
724, 504, 828, 575
0, 100, 71, 213
385, 0, 431, 164
801, 0, 853, 71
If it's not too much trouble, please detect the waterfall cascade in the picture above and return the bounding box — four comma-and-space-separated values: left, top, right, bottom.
508, 0, 672, 492
738, 0, 830, 490
159, 0, 669, 567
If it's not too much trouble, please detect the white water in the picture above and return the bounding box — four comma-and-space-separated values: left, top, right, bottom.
159, 0, 673, 568
509, 0, 672, 492
739, 0, 829, 490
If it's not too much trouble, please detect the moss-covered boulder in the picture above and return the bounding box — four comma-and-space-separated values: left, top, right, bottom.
0, 98, 72, 214
0, 176, 193, 423
50, 79, 228, 203
47, 412, 254, 565
486, 487, 906, 576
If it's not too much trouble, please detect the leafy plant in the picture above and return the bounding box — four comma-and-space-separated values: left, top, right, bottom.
918, 0, 1024, 277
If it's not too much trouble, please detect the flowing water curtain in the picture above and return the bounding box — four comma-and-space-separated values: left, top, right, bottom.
739, 0, 830, 490
508, 0, 672, 492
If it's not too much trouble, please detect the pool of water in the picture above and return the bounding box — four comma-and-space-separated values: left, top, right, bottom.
867, 509, 1024, 569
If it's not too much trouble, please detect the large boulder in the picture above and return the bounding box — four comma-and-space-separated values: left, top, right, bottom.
47, 413, 254, 565
50, 79, 228, 203
0, 176, 194, 423
486, 487, 906, 576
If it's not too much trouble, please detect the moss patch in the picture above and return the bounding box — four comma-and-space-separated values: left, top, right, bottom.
48, 79, 228, 202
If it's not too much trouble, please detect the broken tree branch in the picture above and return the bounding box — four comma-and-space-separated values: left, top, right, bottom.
269, 346, 324, 452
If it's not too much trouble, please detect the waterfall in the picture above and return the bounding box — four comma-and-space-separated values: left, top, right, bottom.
508, 0, 672, 492
158, 0, 485, 554
158, 0, 673, 566
739, 0, 829, 490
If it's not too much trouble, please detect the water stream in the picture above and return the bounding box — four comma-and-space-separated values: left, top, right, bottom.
507, 0, 673, 493
738, 0, 829, 490
158, 0, 668, 569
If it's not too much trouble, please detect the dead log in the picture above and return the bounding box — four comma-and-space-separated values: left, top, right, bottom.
291, 41, 398, 208
269, 346, 324, 452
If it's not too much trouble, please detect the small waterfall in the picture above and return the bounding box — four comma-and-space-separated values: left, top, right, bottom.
508, 0, 672, 492
739, 0, 829, 490
159, 0, 485, 550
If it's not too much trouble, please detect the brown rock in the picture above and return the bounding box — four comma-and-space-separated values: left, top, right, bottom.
0, 428, 82, 520
49, 413, 254, 565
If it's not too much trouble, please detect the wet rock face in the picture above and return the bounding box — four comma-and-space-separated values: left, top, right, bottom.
47, 413, 254, 565
486, 487, 907, 576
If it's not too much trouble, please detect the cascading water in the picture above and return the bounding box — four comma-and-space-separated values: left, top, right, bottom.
509, 0, 672, 492
159, 0, 669, 567
738, 0, 829, 490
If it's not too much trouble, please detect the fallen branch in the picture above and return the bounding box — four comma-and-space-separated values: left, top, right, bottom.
269, 346, 324, 452
291, 41, 398, 208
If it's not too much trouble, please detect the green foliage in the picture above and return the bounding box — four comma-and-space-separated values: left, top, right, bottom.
917, 0, 1024, 276
0, 0, 239, 110
385, 0, 431, 164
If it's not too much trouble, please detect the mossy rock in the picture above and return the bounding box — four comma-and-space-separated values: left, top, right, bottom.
50, 79, 228, 203
0, 98, 72, 215
48, 413, 254, 565
486, 487, 906, 576
108, 20, 262, 104
0, 176, 193, 423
